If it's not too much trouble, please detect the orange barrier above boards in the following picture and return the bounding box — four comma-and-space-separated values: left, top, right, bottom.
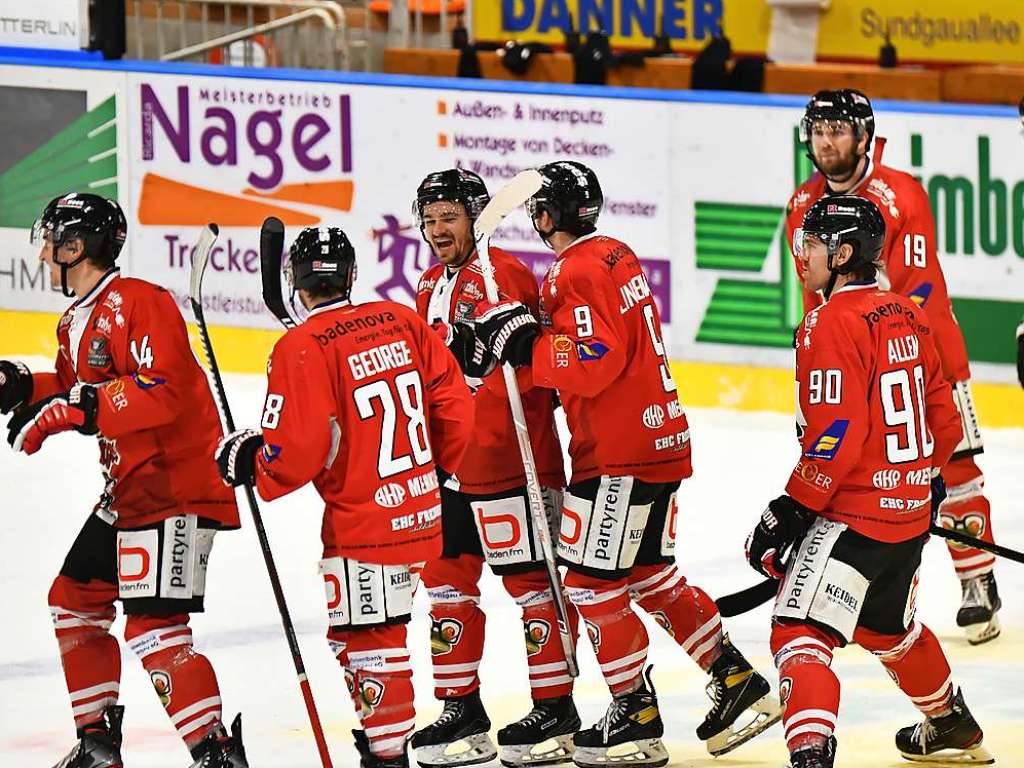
383, 50, 1024, 103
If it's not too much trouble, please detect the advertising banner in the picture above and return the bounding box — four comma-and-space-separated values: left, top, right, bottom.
471, 0, 771, 54
817, 0, 1024, 65
0, 64, 128, 314
0, 0, 86, 51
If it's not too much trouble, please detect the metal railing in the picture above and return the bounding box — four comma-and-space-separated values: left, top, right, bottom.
130, 0, 369, 70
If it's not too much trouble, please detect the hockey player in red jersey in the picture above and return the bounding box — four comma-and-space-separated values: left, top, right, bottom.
785, 90, 1002, 644
468, 161, 780, 767
214, 226, 474, 768
0, 194, 247, 768
748, 196, 992, 768
409, 169, 579, 768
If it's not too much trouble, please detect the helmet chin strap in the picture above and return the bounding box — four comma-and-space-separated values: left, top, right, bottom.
56, 250, 92, 298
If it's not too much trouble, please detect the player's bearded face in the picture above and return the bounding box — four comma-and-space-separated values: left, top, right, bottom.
810, 120, 863, 179
422, 201, 474, 267
800, 234, 832, 292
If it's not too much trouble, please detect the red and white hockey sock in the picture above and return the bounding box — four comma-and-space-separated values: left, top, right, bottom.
629, 564, 723, 672
856, 622, 954, 717
565, 571, 649, 695
335, 625, 416, 759
939, 458, 996, 580
421, 555, 485, 699
48, 575, 121, 731
125, 614, 223, 749
503, 571, 578, 699
771, 622, 840, 752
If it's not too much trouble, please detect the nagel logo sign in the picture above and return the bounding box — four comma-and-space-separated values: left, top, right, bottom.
136, 80, 354, 226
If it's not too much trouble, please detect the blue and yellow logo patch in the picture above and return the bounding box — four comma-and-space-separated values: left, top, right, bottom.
908, 283, 932, 307
262, 443, 282, 463
132, 373, 166, 389
576, 340, 609, 361
804, 419, 849, 461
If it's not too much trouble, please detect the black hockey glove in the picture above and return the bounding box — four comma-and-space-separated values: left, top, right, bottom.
435, 321, 496, 380
215, 429, 263, 487
7, 384, 99, 455
0, 360, 33, 414
1016, 319, 1024, 389
930, 473, 947, 526
745, 495, 813, 579
472, 301, 539, 368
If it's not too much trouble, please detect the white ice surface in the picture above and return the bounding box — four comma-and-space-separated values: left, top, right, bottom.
1, 364, 1021, 767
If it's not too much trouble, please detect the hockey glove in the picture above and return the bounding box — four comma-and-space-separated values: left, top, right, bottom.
1016, 319, 1024, 389
472, 301, 539, 368
745, 495, 813, 579
434, 321, 497, 381
0, 360, 32, 414
215, 429, 263, 487
7, 384, 99, 455
930, 473, 947, 526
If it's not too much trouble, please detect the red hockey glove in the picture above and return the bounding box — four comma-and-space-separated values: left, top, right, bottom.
745, 495, 812, 579
7, 384, 99, 455
215, 429, 263, 487
472, 300, 539, 368
0, 360, 33, 414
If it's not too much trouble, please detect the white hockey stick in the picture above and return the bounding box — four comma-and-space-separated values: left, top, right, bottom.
473, 170, 579, 677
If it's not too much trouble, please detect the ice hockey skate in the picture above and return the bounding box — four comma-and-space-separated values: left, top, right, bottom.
498, 695, 580, 767
896, 688, 994, 764
957, 573, 1002, 645
188, 714, 249, 768
696, 634, 781, 755
411, 690, 497, 768
53, 705, 124, 768
572, 667, 668, 768
354, 729, 410, 768
789, 736, 837, 768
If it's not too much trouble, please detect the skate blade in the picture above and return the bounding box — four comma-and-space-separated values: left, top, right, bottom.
899, 743, 995, 765
415, 732, 498, 768
965, 614, 1000, 646
500, 734, 575, 767
573, 738, 668, 768
706, 694, 783, 756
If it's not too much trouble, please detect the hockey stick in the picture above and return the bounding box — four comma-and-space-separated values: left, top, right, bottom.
473, 169, 579, 678
189, 224, 335, 768
259, 217, 299, 329
716, 523, 1024, 618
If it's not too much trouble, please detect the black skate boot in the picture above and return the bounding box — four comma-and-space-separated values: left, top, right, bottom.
956, 572, 1002, 645
354, 729, 410, 768
896, 688, 994, 764
572, 666, 668, 768
410, 690, 496, 768
188, 714, 249, 767
53, 705, 124, 768
695, 634, 781, 755
497, 695, 580, 767
789, 736, 837, 768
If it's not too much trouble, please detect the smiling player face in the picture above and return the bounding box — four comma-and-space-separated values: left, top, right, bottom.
422, 201, 475, 267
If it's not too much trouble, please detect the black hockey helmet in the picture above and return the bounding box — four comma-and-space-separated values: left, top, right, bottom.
527, 161, 603, 240
414, 168, 490, 224
32, 193, 127, 297
801, 195, 885, 294
287, 226, 357, 298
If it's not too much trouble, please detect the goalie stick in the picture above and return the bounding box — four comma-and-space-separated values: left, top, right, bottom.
716, 523, 1024, 618
189, 224, 335, 768
473, 169, 579, 678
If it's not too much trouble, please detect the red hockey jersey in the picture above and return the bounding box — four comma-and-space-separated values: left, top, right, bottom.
416, 247, 564, 494
786, 281, 962, 543
253, 298, 474, 564
786, 158, 971, 383
30, 270, 239, 529
530, 233, 691, 484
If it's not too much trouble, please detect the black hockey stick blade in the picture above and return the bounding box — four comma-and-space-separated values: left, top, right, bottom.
259, 216, 296, 329
931, 525, 1024, 565
716, 577, 779, 618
